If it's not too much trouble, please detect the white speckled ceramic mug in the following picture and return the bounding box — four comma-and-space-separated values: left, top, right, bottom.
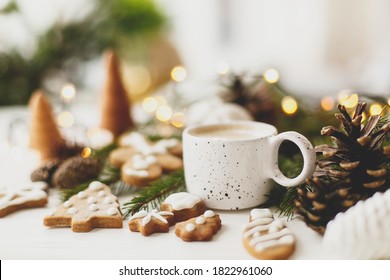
183, 121, 316, 210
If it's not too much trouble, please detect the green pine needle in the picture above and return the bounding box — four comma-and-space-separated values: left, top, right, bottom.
60, 181, 90, 202
122, 169, 186, 219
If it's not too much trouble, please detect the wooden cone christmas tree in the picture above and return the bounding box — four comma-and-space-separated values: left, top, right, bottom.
100, 51, 134, 137
29, 90, 66, 160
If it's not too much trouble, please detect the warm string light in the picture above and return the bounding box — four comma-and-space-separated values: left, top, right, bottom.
338, 90, 358, 108
57, 111, 75, 128
369, 103, 382, 116
171, 112, 185, 128
264, 68, 280, 84
216, 61, 230, 75
81, 147, 92, 158
142, 97, 158, 113
170, 66, 187, 82
61, 83, 76, 103
156, 105, 173, 122
281, 96, 298, 115
321, 96, 335, 111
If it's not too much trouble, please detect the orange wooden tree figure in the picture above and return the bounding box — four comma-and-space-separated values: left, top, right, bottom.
100, 51, 134, 137
29, 90, 67, 160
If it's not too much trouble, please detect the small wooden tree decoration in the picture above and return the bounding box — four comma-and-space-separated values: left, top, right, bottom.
29, 90, 66, 160
100, 51, 134, 137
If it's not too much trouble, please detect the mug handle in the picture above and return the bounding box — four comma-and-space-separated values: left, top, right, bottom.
267, 131, 316, 187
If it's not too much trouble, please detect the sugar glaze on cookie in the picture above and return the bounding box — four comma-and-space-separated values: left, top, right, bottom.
243, 208, 295, 259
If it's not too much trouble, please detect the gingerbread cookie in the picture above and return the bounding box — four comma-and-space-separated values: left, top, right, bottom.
119, 132, 182, 157
128, 209, 175, 236
0, 182, 48, 218
242, 209, 295, 260
160, 192, 206, 222
175, 210, 222, 241
44, 181, 122, 232
108, 146, 137, 168
121, 154, 162, 186
110, 132, 183, 187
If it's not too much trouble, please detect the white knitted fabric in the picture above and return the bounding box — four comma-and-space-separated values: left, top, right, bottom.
323, 189, 390, 259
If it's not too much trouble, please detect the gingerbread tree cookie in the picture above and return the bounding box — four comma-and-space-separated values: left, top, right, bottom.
242, 208, 295, 260
0, 182, 48, 218
100, 51, 134, 137
44, 181, 122, 232
128, 209, 174, 236
175, 210, 222, 241
29, 90, 67, 160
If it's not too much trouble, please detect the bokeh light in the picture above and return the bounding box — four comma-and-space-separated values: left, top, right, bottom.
281, 96, 298, 115
81, 147, 92, 158
156, 105, 173, 122
61, 83, 76, 102
57, 111, 74, 128
264, 68, 280, 84
338, 90, 358, 108
142, 97, 158, 113
321, 96, 335, 111
369, 103, 382, 116
171, 112, 185, 128
170, 66, 187, 82
216, 61, 230, 75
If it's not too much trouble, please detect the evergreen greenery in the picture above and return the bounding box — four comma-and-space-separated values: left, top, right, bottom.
0, 0, 165, 105
122, 170, 186, 219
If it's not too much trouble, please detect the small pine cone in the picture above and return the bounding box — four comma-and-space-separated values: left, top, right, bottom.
31, 159, 62, 185
51, 156, 103, 189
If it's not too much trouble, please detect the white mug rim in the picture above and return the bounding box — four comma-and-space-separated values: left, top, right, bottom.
183, 121, 278, 143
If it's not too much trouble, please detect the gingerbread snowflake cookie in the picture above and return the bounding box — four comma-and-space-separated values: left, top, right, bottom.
128, 209, 175, 236
243, 209, 295, 260
175, 210, 222, 241
0, 182, 48, 218
109, 132, 183, 187
160, 192, 206, 222
44, 181, 122, 232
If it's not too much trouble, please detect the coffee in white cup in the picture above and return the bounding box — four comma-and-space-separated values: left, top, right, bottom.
183, 121, 316, 210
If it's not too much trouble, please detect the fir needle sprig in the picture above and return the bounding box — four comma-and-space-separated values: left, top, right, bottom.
122, 169, 186, 219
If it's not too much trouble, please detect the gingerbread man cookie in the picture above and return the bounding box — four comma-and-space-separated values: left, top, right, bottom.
160, 192, 206, 222
0, 182, 48, 218
242, 208, 295, 260
109, 132, 183, 187
128, 209, 175, 236
175, 210, 222, 241
44, 181, 122, 232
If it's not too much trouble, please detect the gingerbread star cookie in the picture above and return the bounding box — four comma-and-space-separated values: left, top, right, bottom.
175, 210, 222, 242
0, 182, 48, 218
44, 181, 122, 232
242, 208, 295, 260
128, 209, 175, 236
160, 192, 206, 223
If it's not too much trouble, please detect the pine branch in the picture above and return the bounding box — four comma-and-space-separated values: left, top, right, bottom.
122, 169, 186, 219
60, 181, 90, 202
91, 143, 118, 159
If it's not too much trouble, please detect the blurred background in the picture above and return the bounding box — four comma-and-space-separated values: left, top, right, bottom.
1, 0, 390, 142
1, 0, 390, 104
